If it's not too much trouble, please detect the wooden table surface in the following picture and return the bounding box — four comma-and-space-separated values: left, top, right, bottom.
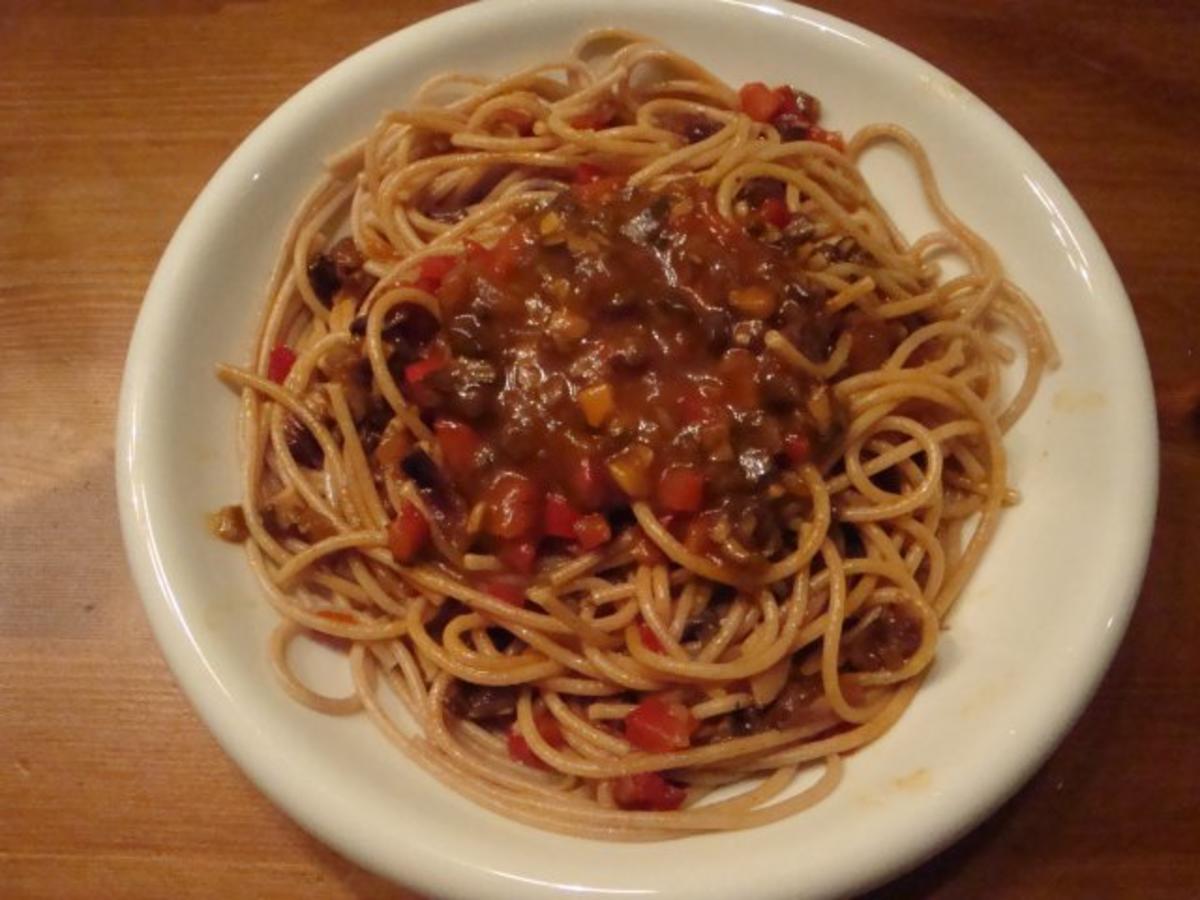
2, 1, 1197, 897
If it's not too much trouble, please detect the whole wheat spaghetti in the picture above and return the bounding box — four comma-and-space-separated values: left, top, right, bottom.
211, 30, 1057, 840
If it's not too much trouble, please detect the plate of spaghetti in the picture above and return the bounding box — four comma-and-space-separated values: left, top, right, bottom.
116, 1, 1156, 898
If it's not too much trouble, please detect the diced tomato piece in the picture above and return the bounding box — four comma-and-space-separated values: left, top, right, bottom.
567, 454, 609, 511
624, 696, 698, 753
418, 254, 457, 288
783, 432, 811, 465
760, 196, 790, 228
806, 126, 845, 152
497, 540, 538, 575
739, 81, 784, 123
773, 84, 800, 116
268, 345, 297, 384
483, 575, 527, 607
612, 772, 687, 811
387, 502, 429, 563
544, 493, 582, 539
656, 466, 705, 514
573, 513, 612, 551
483, 472, 542, 539
434, 418, 481, 477
574, 163, 604, 184
404, 346, 447, 385
638, 622, 665, 653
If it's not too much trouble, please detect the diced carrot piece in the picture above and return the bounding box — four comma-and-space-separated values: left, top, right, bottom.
579, 382, 616, 428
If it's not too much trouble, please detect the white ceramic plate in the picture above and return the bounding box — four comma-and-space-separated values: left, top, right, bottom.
116, 1, 1157, 897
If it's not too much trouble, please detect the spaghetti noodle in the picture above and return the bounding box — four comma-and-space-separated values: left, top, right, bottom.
213, 30, 1056, 840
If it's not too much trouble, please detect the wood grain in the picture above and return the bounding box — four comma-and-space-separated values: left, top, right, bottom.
1, 2, 1196, 898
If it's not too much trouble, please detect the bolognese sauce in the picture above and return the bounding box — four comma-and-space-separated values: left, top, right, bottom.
320, 172, 906, 582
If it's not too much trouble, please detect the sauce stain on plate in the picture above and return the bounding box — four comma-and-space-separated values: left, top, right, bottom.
1052, 387, 1107, 412
894, 768, 932, 791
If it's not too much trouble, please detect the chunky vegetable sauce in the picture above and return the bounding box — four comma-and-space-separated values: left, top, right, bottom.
236, 80, 936, 806
313, 161, 909, 584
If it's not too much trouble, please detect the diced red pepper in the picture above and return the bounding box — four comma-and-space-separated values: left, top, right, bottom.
417, 254, 457, 289
506, 731, 542, 768
638, 622, 665, 654
544, 493, 582, 539
773, 84, 800, 116
656, 466, 705, 514
624, 696, 698, 753
404, 346, 447, 385
497, 540, 538, 575
268, 345, 297, 384
574, 513, 612, 551
434, 418, 481, 477
506, 711, 566, 769
387, 501, 429, 563
784, 432, 812, 465
483, 472, 542, 539
760, 196, 790, 228
483, 575, 527, 607
612, 772, 687, 811
739, 81, 784, 123
806, 126, 845, 152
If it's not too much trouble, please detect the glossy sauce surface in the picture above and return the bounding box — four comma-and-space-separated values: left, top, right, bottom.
375, 175, 903, 572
